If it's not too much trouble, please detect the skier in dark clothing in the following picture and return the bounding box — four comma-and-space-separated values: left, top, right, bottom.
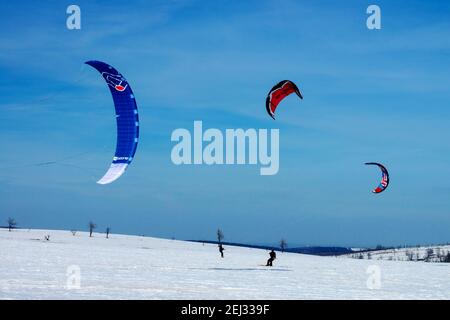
218, 244, 225, 258
266, 250, 276, 266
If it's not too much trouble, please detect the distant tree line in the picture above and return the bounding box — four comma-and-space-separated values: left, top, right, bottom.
350, 246, 450, 263
3, 217, 111, 240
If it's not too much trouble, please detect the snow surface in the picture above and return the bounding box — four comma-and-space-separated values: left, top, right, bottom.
1, 229, 449, 300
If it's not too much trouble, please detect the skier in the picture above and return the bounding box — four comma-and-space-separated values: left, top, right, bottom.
218, 244, 225, 258
266, 249, 276, 266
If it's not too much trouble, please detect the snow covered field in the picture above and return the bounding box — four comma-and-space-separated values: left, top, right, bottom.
1, 228, 449, 300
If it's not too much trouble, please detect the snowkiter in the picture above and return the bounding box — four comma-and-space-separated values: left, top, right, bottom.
218, 244, 225, 258
266, 250, 276, 266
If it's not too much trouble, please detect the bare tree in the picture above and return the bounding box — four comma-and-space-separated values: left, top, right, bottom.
217, 228, 224, 244
280, 239, 287, 253
424, 248, 434, 262
89, 221, 96, 237
443, 252, 450, 263
405, 250, 413, 261
106, 227, 110, 239
7, 217, 17, 232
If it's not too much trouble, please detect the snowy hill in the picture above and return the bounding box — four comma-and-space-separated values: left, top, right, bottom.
1, 228, 450, 299
344, 245, 450, 262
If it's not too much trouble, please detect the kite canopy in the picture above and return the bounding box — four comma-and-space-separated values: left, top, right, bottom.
85, 60, 139, 185
365, 162, 389, 194
266, 80, 303, 119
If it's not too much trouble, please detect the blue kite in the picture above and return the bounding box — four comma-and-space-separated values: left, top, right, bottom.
85, 60, 139, 184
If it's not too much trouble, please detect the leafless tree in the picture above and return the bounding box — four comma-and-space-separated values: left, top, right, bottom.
443, 252, 450, 263
405, 250, 413, 261
89, 221, 97, 237
424, 248, 434, 262
217, 228, 224, 244
7, 217, 17, 232
280, 239, 287, 253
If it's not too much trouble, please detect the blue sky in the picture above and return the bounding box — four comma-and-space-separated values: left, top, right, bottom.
1, 0, 450, 247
